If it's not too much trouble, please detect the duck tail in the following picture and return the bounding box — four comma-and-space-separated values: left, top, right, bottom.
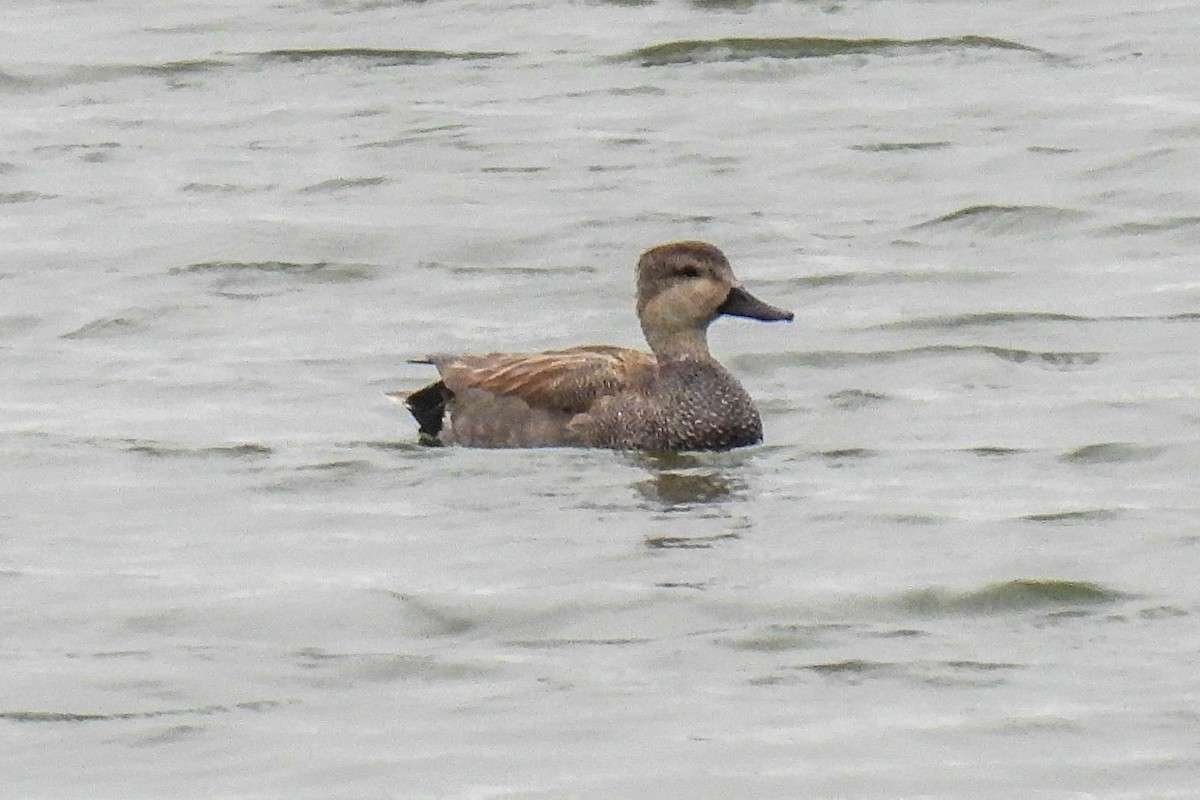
401, 380, 452, 445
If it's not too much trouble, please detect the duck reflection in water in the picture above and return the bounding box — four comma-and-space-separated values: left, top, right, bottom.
631, 451, 747, 508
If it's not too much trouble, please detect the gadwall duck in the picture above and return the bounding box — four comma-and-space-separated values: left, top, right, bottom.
396, 240, 792, 451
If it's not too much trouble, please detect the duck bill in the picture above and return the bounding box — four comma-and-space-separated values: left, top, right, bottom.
717, 286, 794, 322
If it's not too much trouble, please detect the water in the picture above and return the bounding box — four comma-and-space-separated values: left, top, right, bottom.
3, 1, 1199, 797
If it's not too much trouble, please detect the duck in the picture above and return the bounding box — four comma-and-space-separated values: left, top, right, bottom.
394, 240, 792, 451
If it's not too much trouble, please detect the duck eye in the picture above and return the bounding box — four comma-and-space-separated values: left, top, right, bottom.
676, 265, 702, 279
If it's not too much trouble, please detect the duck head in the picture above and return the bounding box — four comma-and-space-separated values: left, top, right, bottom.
635, 241, 792, 358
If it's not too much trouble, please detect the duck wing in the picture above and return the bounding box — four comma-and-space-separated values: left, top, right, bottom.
430, 345, 655, 414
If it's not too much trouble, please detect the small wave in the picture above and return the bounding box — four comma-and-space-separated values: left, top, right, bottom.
27, 50, 510, 91
40, 61, 232, 89
124, 441, 274, 460
508, 637, 651, 649
173, 260, 376, 283
60, 316, 149, 340
0, 68, 39, 91
480, 165, 549, 174
294, 459, 374, 473
688, 0, 760, 8
850, 141, 952, 152
876, 311, 1095, 330
622, 35, 1046, 66
964, 446, 1026, 458
32, 141, 120, 155
643, 531, 740, 549
298, 176, 388, 193
1061, 442, 1164, 465
415, 260, 596, 276
0, 700, 290, 724
292, 648, 492, 682
1022, 509, 1122, 523
719, 623, 834, 652
886, 514, 947, 526
135, 59, 232, 77
881, 310, 1200, 328
356, 123, 473, 149
1100, 215, 1200, 237
181, 182, 274, 195
255, 48, 510, 66
753, 657, 1023, 688
911, 204, 1089, 234
782, 268, 1006, 288
256, 459, 378, 493
805, 658, 892, 676
985, 347, 1101, 367
800, 657, 1017, 676
895, 579, 1125, 616
1, 190, 57, 205
346, 439, 427, 453
1027, 145, 1078, 155
826, 389, 889, 410
0, 190, 56, 204
819, 448, 877, 464
732, 345, 1100, 371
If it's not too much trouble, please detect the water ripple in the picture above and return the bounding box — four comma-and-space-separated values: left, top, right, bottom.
0, 190, 56, 204
1022, 509, 1122, 523
894, 579, 1126, 615
826, 389, 890, 410
124, 440, 274, 460
6, 50, 512, 91
298, 176, 389, 193
60, 315, 151, 340
732, 346, 1102, 370
255, 48, 511, 66
1062, 442, 1165, 464
643, 532, 740, 549
1100, 215, 1200, 237
753, 658, 1023, 688
911, 204, 1090, 234
173, 260, 377, 283
778, 269, 1008, 288
0, 700, 292, 724
875, 311, 1095, 329
623, 35, 1049, 66
850, 141, 953, 152
878, 311, 1200, 328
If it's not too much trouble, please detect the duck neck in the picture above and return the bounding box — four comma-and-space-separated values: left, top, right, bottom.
642, 325, 713, 363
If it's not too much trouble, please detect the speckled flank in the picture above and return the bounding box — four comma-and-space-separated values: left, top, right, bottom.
401, 240, 792, 451
575, 359, 763, 451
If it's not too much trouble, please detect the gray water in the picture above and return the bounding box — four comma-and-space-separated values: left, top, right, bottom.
3, 1, 1199, 797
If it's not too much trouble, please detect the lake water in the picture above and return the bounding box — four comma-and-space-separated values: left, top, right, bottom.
2, 1, 1198, 797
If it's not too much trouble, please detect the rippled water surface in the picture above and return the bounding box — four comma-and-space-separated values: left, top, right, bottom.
3, 1, 1199, 797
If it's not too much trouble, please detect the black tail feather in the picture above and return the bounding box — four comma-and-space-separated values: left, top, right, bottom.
405, 380, 452, 444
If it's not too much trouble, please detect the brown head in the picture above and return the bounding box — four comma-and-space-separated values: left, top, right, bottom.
635, 240, 792, 359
